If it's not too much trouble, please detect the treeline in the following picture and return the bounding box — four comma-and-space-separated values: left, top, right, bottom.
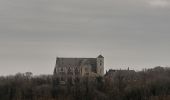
1, 66, 170, 100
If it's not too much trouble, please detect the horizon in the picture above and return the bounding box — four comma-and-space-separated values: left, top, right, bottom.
0, 65, 168, 76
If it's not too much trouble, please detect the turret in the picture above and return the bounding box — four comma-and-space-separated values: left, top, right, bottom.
97, 55, 104, 76
53, 57, 59, 75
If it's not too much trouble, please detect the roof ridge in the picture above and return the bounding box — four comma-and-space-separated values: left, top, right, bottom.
57, 57, 96, 59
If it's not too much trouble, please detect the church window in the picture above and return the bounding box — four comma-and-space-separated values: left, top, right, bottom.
68, 67, 73, 75
100, 60, 102, 66
59, 67, 66, 75
75, 67, 79, 75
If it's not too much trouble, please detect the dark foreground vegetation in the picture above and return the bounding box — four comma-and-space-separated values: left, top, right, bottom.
1, 66, 170, 100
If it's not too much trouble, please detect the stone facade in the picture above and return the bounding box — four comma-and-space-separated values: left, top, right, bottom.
53, 55, 104, 83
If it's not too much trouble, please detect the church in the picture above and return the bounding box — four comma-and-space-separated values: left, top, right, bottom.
53, 55, 104, 83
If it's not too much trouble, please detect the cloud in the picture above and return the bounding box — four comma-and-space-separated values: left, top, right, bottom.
148, 0, 170, 7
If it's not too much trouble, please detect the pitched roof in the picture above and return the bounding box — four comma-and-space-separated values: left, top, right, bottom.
98, 55, 104, 58
56, 58, 97, 72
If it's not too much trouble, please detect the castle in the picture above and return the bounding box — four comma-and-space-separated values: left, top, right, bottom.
53, 55, 104, 83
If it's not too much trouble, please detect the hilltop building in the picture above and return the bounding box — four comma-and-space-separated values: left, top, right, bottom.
105, 69, 136, 81
53, 55, 104, 83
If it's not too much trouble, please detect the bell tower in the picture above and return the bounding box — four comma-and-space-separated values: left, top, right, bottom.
97, 55, 104, 76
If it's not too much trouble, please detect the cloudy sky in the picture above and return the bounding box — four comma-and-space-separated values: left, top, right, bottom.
0, 0, 170, 75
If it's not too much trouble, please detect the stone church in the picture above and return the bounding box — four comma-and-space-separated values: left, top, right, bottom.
53, 55, 104, 83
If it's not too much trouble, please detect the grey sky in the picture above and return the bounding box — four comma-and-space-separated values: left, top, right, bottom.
0, 0, 170, 75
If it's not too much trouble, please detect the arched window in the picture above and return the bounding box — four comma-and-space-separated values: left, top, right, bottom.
100, 60, 102, 66
68, 67, 73, 75
60, 67, 65, 75
75, 67, 79, 75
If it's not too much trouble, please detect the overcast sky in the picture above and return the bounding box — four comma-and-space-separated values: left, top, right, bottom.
0, 0, 170, 75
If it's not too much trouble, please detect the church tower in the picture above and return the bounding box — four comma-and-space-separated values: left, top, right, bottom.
97, 55, 104, 76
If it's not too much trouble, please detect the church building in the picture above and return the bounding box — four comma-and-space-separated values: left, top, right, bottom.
53, 55, 104, 83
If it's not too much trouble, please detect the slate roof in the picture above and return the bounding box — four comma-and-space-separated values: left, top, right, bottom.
56, 58, 97, 72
